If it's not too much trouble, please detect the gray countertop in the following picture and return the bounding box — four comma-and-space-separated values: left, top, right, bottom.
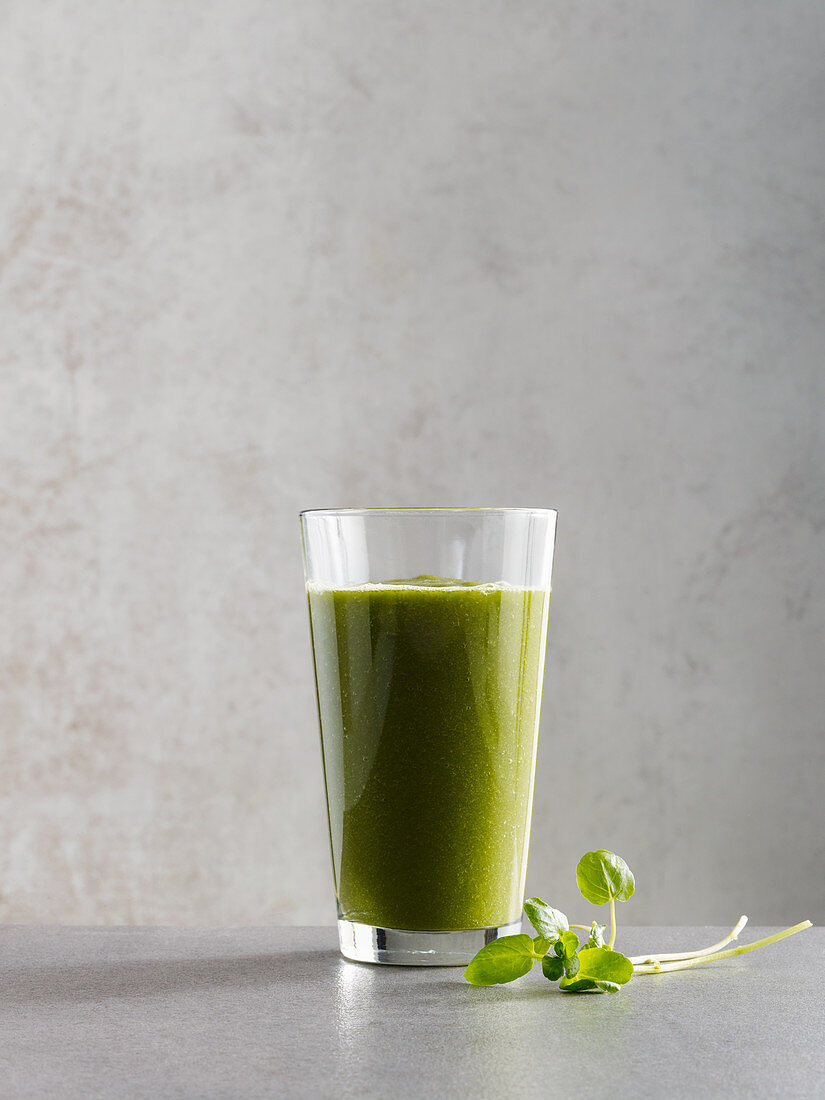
1, 925, 822, 1099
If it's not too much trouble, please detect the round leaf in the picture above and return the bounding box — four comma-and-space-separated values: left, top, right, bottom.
541, 953, 564, 982
576, 947, 634, 986
576, 850, 636, 905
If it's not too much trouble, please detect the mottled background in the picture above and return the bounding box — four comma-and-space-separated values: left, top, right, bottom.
1, 1, 823, 926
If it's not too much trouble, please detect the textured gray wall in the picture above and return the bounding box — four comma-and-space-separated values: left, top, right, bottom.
1, 1, 823, 927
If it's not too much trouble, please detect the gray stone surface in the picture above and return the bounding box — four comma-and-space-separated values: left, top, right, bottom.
1, 925, 823, 1099
1, 1, 824, 929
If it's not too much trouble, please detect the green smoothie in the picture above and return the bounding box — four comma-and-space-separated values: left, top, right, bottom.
307, 575, 550, 931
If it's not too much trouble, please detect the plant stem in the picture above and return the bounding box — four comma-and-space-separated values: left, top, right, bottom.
608, 896, 617, 949
632, 921, 812, 975
628, 916, 749, 965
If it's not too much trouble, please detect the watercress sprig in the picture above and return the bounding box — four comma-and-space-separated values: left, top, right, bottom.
464, 849, 812, 994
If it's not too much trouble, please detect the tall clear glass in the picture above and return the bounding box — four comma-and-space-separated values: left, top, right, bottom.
300, 508, 556, 965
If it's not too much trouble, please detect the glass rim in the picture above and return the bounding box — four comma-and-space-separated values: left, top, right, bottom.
299, 507, 557, 519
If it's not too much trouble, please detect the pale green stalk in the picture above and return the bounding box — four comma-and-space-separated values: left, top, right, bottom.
632, 921, 812, 975
628, 916, 749, 965
608, 896, 617, 949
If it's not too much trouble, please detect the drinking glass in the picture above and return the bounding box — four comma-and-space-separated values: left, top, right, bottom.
300, 508, 556, 965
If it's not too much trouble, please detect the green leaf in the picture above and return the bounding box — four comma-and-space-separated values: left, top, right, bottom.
541, 953, 564, 981
464, 934, 536, 986
523, 898, 569, 942
554, 930, 580, 979
563, 952, 580, 980
576, 851, 636, 905
532, 935, 552, 957
559, 976, 598, 992
557, 947, 633, 992
586, 922, 607, 949
577, 947, 634, 985
554, 930, 580, 960
559, 977, 621, 993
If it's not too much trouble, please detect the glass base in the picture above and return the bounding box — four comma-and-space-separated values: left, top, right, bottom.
337, 918, 522, 966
